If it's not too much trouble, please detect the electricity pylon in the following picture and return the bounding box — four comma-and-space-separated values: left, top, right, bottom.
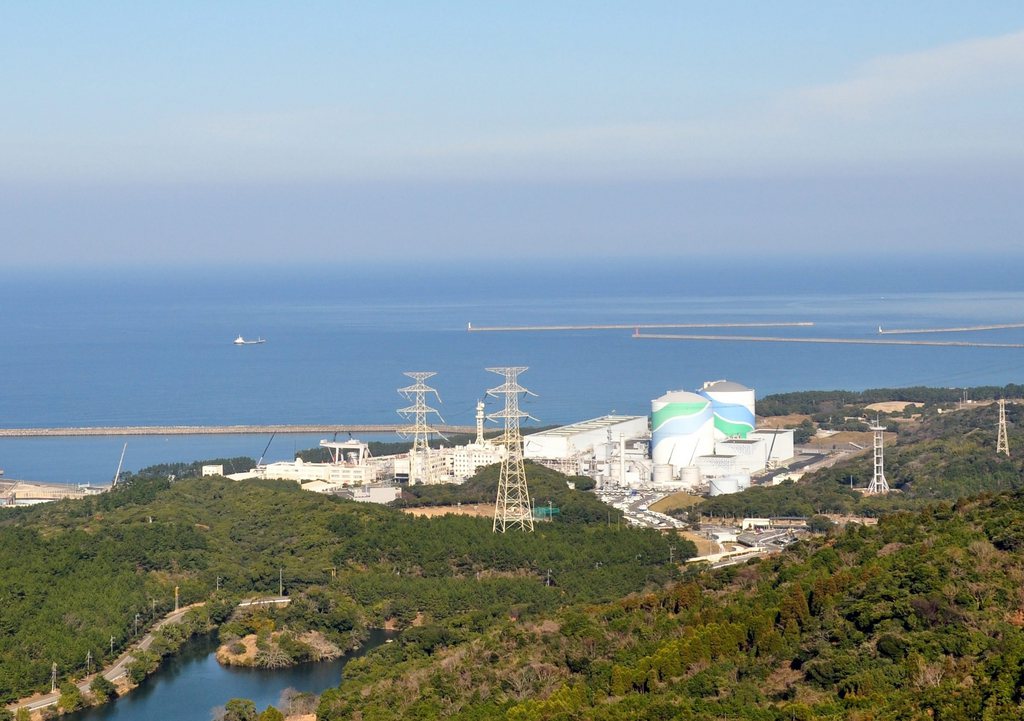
397, 372, 445, 484
997, 398, 1010, 457
487, 367, 536, 533
866, 419, 890, 495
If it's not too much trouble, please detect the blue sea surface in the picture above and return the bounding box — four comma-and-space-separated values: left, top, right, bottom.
2, 258, 1022, 484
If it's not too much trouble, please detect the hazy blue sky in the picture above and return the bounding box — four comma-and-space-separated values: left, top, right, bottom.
2, 2, 1023, 266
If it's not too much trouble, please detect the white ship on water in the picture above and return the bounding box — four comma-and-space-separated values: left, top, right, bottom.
233, 335, 267, 345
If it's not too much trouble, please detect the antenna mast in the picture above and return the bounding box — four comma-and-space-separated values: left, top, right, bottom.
997, 398, 1011, 457
866, 418, 890, 495
397, 372, 445, 484
487, 367, 536, 533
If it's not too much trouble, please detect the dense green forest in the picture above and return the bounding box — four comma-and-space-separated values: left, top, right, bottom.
756, 383, 1023, 417
317, 491, 1024, 720
0, 467, 687, 703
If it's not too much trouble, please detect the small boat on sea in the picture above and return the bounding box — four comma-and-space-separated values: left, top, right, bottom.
233, 335, 266, 345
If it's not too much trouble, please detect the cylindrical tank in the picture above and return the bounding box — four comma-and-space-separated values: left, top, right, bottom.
698, 380, 756, 440
679, 465, 701, 490
651, 391, 714, 468
652, 464, 675, 484
734, 473, 751, 490
708, 476, 740, 496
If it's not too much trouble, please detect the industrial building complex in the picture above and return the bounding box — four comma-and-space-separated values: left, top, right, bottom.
224, 375, 794, 503
523, 380, 792, 495
4, 372, 794, 508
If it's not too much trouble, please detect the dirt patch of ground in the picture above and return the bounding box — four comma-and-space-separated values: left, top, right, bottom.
802, 430, 894, 450
757, 414, 811, 427
402, 504, 492, 518
680, 531, 720, 557
216, 634, 259, 665
865, 401, 922, 413
649, 492, 702, 514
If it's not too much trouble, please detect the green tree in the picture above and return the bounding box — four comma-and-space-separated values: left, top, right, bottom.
0, 708, 14, 721
57, 681, 84, 712
257, 706, 285, 721
808, 515, 835, 533
90, 673, 118, 702
224, 698, 257, 721
15, 710, 30, 721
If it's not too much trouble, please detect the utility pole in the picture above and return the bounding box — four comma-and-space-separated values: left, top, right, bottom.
669, 546, 676, 564
86, 650, 93, 675
216, 576, 221, 591
110, 636, 115, 655
134, 613, 140, 637
488, 367, 536, 533
997, 398, 1011, 457
279, 567, 284, 596
174, 585, 179, 612
51, 662, 57, 693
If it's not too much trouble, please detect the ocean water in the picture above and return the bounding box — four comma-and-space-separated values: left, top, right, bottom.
1, 257, 1022, 484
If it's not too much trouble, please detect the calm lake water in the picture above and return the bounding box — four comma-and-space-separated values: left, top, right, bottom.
62, 629, 392, 721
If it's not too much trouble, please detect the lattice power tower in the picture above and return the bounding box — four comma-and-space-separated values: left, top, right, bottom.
397, 372, 445, 484
487, 366, 536, 533
997, 398, 1011, 457
866, 419, 890, 495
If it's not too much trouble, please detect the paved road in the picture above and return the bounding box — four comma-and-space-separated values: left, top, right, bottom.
11, 604, 202, 713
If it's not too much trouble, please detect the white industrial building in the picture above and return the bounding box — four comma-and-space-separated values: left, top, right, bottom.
251, 439, 382, 486
524, 415, 648, 461
714, 438, 767, 475
748, 429, 795, 467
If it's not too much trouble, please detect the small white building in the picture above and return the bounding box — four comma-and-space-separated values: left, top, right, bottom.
202, 465, 224, 477
253, 439, 380, 485
749, 429, 796, 466
450, 442, 505, 481
715, 437, 768, 474
695, 453, 740, 477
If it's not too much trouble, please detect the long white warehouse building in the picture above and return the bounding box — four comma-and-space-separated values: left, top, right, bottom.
524, 415, 648, 461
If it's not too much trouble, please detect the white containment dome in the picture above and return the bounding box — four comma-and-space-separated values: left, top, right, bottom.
698, 380, 756, 440
651, 391, 715, 468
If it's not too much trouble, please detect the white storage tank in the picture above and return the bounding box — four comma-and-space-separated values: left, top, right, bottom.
679, 465, 701, 490
734, 473, 751, 490
651, 391, 715, 468
708, 476, 740, 496
652, 464, 675, 484
698, 380, 756, 440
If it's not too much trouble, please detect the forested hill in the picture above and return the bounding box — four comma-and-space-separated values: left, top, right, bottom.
699, 400, 1024, 519
0, 470, 685, 703
318, 491, 1024, 721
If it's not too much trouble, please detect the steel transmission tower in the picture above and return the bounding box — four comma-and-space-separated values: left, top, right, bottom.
997, 398, 1011, 457
866, 419, 890, 495
487, 367, 536, 533
397, 372, 446, 484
